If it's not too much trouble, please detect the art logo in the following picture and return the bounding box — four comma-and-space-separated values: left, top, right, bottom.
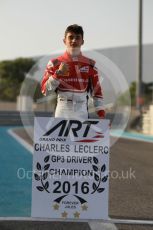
43, 120, 104, 143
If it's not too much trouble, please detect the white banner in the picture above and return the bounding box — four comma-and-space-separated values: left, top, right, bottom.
32, 117, 110, 220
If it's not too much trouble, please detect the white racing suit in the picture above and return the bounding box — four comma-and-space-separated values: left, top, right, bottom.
55, 91, 88, 119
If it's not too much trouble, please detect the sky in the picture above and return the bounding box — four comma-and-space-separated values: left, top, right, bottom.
0, 0, 153, 61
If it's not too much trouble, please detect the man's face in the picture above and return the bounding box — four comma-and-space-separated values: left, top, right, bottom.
63, 32, 84, 51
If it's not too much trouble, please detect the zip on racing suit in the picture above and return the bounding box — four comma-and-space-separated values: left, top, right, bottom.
41, 51, 105, 119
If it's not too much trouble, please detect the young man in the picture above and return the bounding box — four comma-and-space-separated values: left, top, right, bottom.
41, 24, 105, 119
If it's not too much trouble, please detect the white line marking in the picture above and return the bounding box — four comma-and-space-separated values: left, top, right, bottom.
89, 221, 117, 230
7, 128, 33, 154
0, 217, 153, 225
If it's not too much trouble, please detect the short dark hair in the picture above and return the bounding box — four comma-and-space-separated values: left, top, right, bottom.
64, 24, 84, 38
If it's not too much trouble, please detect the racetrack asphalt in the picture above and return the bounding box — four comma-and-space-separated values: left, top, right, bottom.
109, 137, 153, 220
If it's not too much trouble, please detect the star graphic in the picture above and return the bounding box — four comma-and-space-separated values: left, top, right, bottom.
73, 211, 80, 218
53, 203, 59, 210
81, 204, 88, 211
61, 211, 68, 218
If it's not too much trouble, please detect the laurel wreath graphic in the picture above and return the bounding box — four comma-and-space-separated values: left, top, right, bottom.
34, 155, 50, 193
91, 156, 108, 194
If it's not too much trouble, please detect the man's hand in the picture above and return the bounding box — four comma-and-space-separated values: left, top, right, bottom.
97, 110, 111, 128
57, 62, 69, 76
97, 110, 105, 119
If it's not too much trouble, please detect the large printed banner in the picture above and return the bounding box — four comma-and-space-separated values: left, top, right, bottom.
32, 117, 110, 220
